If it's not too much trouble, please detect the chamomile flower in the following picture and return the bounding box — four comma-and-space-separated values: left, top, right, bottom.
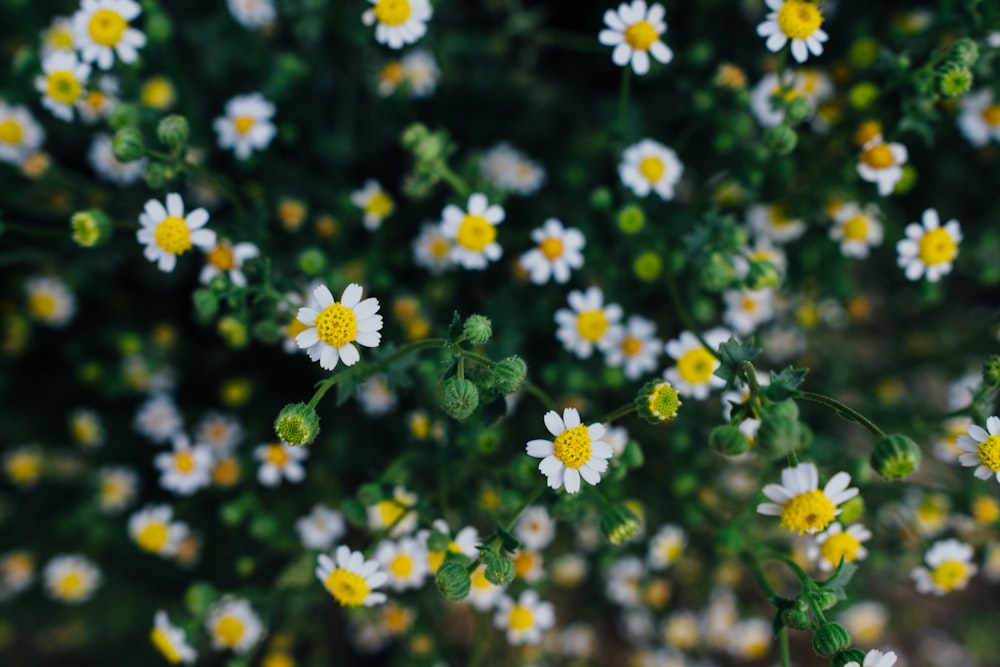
514, 506, 557, 551
605, 555, 645, 607
934, 416, 973, 463
206, 598, 264, 654
199, 241, 259, 288
41, 16, 76, 56
362, 0, 432, 50
96, 466, 139, 513
838, 601, 888, 646
128, 504, 189, 558
134, 393, 182, 444
71, 0, 147, 70
35, 51, 91, 122
728, 618, 772, 661
77, 74, 118, 123
598, 1, 673, 76
374, 537, 428, 591
494, 590, 555, 645
526, 407, 612, 494
957, 89, 1000, 147
618, 139, 683, 200
3, 446, 43, 488
0, 101, 45, 167
843, 649, 898, 667
88, 132, 146, 185
647, 524, 686, 570
749, 72, 804, 127
351, 180, 395, 231
663, 328, 730, 400
399, 49, 440, 97
554, 286, 624, 359
357, 374, 397, 416
213, 93, 277, 160
756, 0, 828, 64
25, 276, 76, 327
137, 193, 216, 273
439, 193, 505, 270
43, 554, 101, 604
519, 218, 586, 285
193, 412, 243, 456
254, 441, 308, 487
154, 435, 213, 496
857, 139, 908, 196
151, 611, 197, 665
479, 143, 546, 195
746, 202, 806, 243
723, 288, 776, 336
294, 283, 383, 371
296, 504, 346, 550
896, 208, 962, 282
0, 552, 35, 601
912, 539, 977, 595
512, 548, 545, 582
317, 545, 388, 607
226, 0, 276, 29
956, 416, 1000, 483
829, 202, 883, 259
604, 315, 662, 380
412, 222, 454, 273
662, 610, 701, 650
367, 486, 418, 537
757, 462, 858, 535
808, 522, 872, 571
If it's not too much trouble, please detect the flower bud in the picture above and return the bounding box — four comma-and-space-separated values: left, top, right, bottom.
764, 125, 797, 155
144, 162, 170, 189
847, 82, 880, 110
297, 247, 326, 276
483, 552, 516, 586
635, 380, 681, 425
633, 251, 662, 282
781, 608, 812, 631
401, 123, 430, 150
811, 622, 852, 658
493, 356, 527, 394
813, 590, 839, 610
217, 316, 249, 349
463, 314, 492, 345
70, 209, 112, 248
112, 127, 146, 162
937, 63, 973, 98
698, 252, 736, 293
601, 503, 642, 546
755, 400, 801, 458
832, 648, 867, 667
870, 433, 921, 480
590, 187, 613, 210
192, 288, 219, 319
109, 102, 140, 130
983, 355, 1000, 388
617, 204, 645, 234
949, 37, 979, 67
435, 560, 471, 601
156, 114, 189, 148
425, 529, 450, 553
894, 164, 917, 195
440, 378, 479, 421
785, 97, 812, 124
747, 259, 781, 289
709, 424, 750, 457
274, 402, 321, 446
838, 495, 865, 525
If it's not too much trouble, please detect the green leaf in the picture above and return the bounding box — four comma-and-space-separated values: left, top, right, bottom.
446, 310, 463, 341
495, 522, 522, 553
763, 366, 809, 401
768, 595, 796, 637
714, 336, 762, 387
816, 559, 858, 601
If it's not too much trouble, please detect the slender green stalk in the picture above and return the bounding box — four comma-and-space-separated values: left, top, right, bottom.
797, 390, 886, 439
437, 163, 470, 198
779, 627, 791, 667
521, 381, 557, 411
617, 67, 632, 143
600, 402, 637, 423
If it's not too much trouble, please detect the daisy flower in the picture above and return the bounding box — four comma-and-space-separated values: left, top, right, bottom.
199, 240, 259, 288
88, 132, 146, 185
193, 412, 243, 456
663, 328, 730, 400
412, 222, 454, 273
213, 93, 277, 160
76, 75, 118, 123
41, 16, 76, 56
296, 504, 347, 550
605, 555, 645, 607
746, 202, 806, 243
0, 552, 35, 601
604, 315, 662, 380
154, 435, 213, 496
857, 139, 907, 196
896, 208, 962, 282
96, 466, 139, 513
467, 563, 506, 610
362, 0, 432, 50
829, 202, 883, 259
808, 522, 872, 571
756, 0, 828, 64
226, 0, 276, 29
723, 288, 776, 337
647, 524, 686, 570
137, 193, 216, 273
512, 548, 545, 582
151, 611, 197, 665
294, 283, 383, 371
420, 519, 479, 573
351, 180, 395, 231
71, 0, 146, 70
0, 101, 45, 167
35, 51, 90, 122
838, 601, 888, 646
598, 1, 673, 76
400, 49, 440, 97
526, 407, 612, 494
374, 537, 429, 591
514, 506, 556, 551
357, 374, 397, 416
749, 72, 803, 127
479, 143, 546, 195
957, 89, 1000, 147
956, 416, 1000, 483
128, 504, 189, 557
519, 218, 586, 285
25, 276, 76, 327
317, 545, 388, 607
3, 446, 42, 488
254, 441, 308, 486
439, 193, 505, 270
843, 649, 898, 667
554, 286, 624, 359
757, 462, 859, 535
493, 590, 555, 645
728, 618, 772, 661
206, 598, 264, 654
134, 393, 182, 444
618, 138, 683, 200
911, 539, 977, 595
43, 554, 101, 604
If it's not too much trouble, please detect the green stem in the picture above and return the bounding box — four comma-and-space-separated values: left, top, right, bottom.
521, 381, 557, 411
600, 402, 637, 423
779, 627, 791, 667
504, 482, 546, 533
739, 361, 761, 396
467, 611, 490, 667
437, 163, 470, 198
797, 390, 886, 439
617, 67, 632, 144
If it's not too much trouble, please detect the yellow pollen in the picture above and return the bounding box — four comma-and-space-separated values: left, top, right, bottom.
539, 237, 564, 260
842, 215, 869, 241
215, 616, 245, 646
325, 568, 371, 606
266, 445, 290, 467
55, 572, 84, 598
512, 549, 536, 577
174, 452, 195, 473
982, 104, 1000, 127
364, 191, 394, 219
136, 522, 170, 553
622, 336, 643, 356
978, 435, 1000, 472
776, 0, 823, 40
639, 155, 665, 183
374, 0, 412, 26
430, 237, 450, 258
212, 457, 241, 486
780, 489, 836, 534
207, 244, 235, 271
576, 310, 608, 343
6, 452, 42, 484
917, 228, 957, 266
234, 115, 255, 135
85, 91, 106, 110
0, 119, 24, 145
508, 604, 534, 631
553, 423, 592, 469
972, 496, 999, 523
313, 302, 358, 348
88, 9, 128, 47
930, 560, 968, 591
375, 499, 405, 527
861, 144, 894, 169
456, 214, 496, 252
28, 293, 58, 320
47, 71, 81, 106
390, 554, 413, 578
624, 20, 658, 51
819, 531, 862, 565
381, 62, 405, 85
150, 627, 182, 664
154, 216, 193, 256
49, 28, 75, 51
676, 347, 716, 384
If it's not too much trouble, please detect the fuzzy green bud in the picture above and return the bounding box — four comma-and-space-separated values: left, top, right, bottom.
709, 424, 750, 457
633, 251, 662, 282
832, 649, 867, 667
755, 400, 801, 458
463, 314, 492, 345
894, 165, 918, 195
217, 316, 249, 349
156, 114, 189, 148
747, 259, 781, 289
848, 37, 879, 69
494, 356, 527, 394
274, 402, 320, 446
781, 608, 812, 631
983, 355, 1000, 388
813, 590, 839, 611
297, 247, 326, 276
483, 551, 516, 586
601, 504, 642, 546
699, 252, 736, 293
192, 288, 219, 319
590, 187, 613, 210
441, 378, 479, 421
949, 38, 979, 67
764, 125, 798, 155
109, 102, 140, 130
70, 209, 112, 247
785, 97, 812, 124
937, 63, 973, 98
435, 560, 471, 601
144, 162, 170, 189
870, 433, 921, 480
847, 82, 880, 110
812, 622, 852, 658
112, 126, 146, 162
617, 204, 645, 234
838, 495, 865, 525
635, 380, 681, 425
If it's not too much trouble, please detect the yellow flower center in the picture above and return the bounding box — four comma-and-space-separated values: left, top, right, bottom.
383, 606, 411, 634
375, 499, 405, 526
142, 78, 176, 109
0, 119, 24, 145
265, 445, 290, 467
676, 347, 716, 385
85, 91, 106, 110
741, 297, 759, 312
234, 115, 255, 135
208, 244, 235, 271
48, 28, 75, 51
842, 215, 869, 241
212, 457, 241, 486
639, 155, 665, 183
972, 496, 999, 523
154, 216, 193, 256
374, 0, 412, 26
174, 451, 195, 473
390, 553, 413, 578
780, 489, 836, 534
150, 627, 182, 664
552, 423, 592, 469
770, 205, 793, 226
47, 71, 81, 105
508, 604, 534, 631
624, 20, 658, 51
136, 522, 170, 553
55, 572, 84, 599
5, 452, 42, 484
539, 237, 564, 260
381, 62, 405, 85
430, 237, 450, 258
659, 542, 683, 564
456, 214, 496, 252
777, 0, 823, 40
917, 228, 957, 266
621, 336, 643, 356
512, 549, 537, 577
215, 616, 245, 647
861, 144, 894, 169
88, 9, 128, 47
930, 560, 968, 591
314, 302, 358, 348
28, 293, 59, 320
576, 310, 608, 343
819, 531, 862, 565
364, 191, 395, 219
325, 568, 371, 607
982, 104, 1000, 127
978, 434, 1000, 472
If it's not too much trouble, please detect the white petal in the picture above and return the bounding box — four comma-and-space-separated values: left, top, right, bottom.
538, 455, 562, 477
563, 468, 581, 493
526, 439, 554, 458
314, 284, 335, 308
295, 328, 319, 348
166, 193, 184, 217
562, 408, 581, 429
319, 346, 339, 370
338, 344, 361, 366
341, 283, 363, 308
543, 410, 565, 436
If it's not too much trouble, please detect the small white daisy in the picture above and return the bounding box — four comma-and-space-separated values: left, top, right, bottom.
618, 138, 683, 200
88, 132, 146, 185
295, 504, 347, 550
193, 412, 243, 456
317, 545, 388, 607
911, 538, 977, 595
151, 611, 197, 665
206, 597, 264, 654
479, 143, 546, 196
749, 72, 803, 128
351, 180, 395, 231
663, 328, 730, 400
519, 218, 586, 285
842, 649, 898, 667
362, 0, 433, 50
526, 407, 612, 494
598, 1, 674, 76
728, 618, 773, 661
896, 208, 962, 282
746, 202, 806, 243
857, 139, 907, 196
128, 504, 189, 557
154, 435, 213, 496
956, 416, 1000, 483
722, 288, 776, 336
199, 240, 259, 288
367, 486, 419, 537
254, 441, 308, 486
493, 590, 555, 645
439, 193, 505, 270
357, 374, 397, 416
412, 222, 454, 274
96, 466, 139, 513
554, 286, 624, 359
647, 524, 686, 570
134, 393, 183, 444
807, 522, 872, 571
829, 202, 883, 259
294, 283, 383, 371
957, 89, 1000, 147
226, 0, 276, 29
0, 101, 45, 167
757, 462, 859, 535
43, 554, 101, 604
756, 0, 828, 64
71, 0, 147, 70
77, 74, 119, 122
514, 505, 557, 551
604, 314, 662, 380
0, 552, 35, 601
400, 49, 440, 98
213, 93, 276, 160
41, 16, 77, 56
605, 555, 645, 607
137, 193, 216, 273
837, 601, 888, 646
374, 537, 428, 591
25, 276, 76, 327
35, 51, 91, 122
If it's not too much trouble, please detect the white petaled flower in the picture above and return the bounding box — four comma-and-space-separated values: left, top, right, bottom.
605, 555, 645, 607
647, 524, 686, 570
830, 202, 883, 259
362, 0, 432, 50
933, 415, 973, 463
838, 601, 888, 646
749, 72, 802, 128
134, 393, 182, 444
374, 537, 428, 591
757, 462, 859, 535
808, 522, 872, 572
493, 590, 556, 645
154, 435, 214, 496
0, 552, 35, 601
77, 74, 120, 124
957, 89, 1000, 147
194, 412, 243, 456
151, 610, 197, 665
35, 51, 91, 122
857, 139, 908, 196
598, 1, 673, 76
137, 193, 216, 273
401, 49, 440, 98
41, 16, 77, 56
439, 193, 505, 270
69, 408, 104, 449
295, 283, 383, 371
254, 441, 308, 486
351, 180, 395, 231
519, 218, 586, 285
514, 506, 556, 551
604, 315, 662, 380
618, 139, 683, 200
89, 132, 146, 184
128, 504, 189, 557
843, 649, 898, 667
554, 286, 624, 359
479, 143, 546, 196
25, 276, 76, 328
317, 545, 388, 607
956, 416, 1000, 483
43, 554, 101, 604
226, 0, 276, 29
213, 93, 277, 160
296, 504, 346, 550
756, 0, 828, 64
526, 407, 613, 494
357, 374, 397, 416
746, 202, 806, 243
71, 0, 147, 70
367, 486, 418, 537
0, 101, 45, 167
412, 222, 454, 274
97, 466, 139, 513
723, 288, 776, 337
896, 208, 962, 283
199, 241, 259, 288
663, 328, 730, 400
728, 617, 773, 661
206, 598, 264, 654
911, 538, 977, 595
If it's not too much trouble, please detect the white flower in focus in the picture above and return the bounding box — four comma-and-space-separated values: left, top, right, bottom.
439, 193, 505, 270
757, 462, 858, 535
493, 590, 555, 645
619, 138, 683, 200
956, 416, 1000, 483
598, 1, 673, 76
316, 545, 388, 607
554, 286, 624, 359
604, 315, 662, 380
71, 0, 147, 70
295, 283, 383, 371
756, 0, 828, 64
136, 193, 216, 273
896, 208, 962, 282
362, 0, 432, 50
663, 328, 730, 400
213, 93, 277, 160
807, 522, 872, 571
526, 408, 612, 494
519, 218, 585, 285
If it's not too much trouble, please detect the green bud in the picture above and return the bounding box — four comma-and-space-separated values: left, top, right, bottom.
590, 187, 613, 210
250, 515, 277, 539
848, 37, 880, 69
425, 529, 450, 553
635, 380, 681, 425
709, 424, 750, 457
483, 552, 516, 586
252, 319, 281, 345
440, 378, 479, 421
220, 500, 245, 526
870, 434, 921, 480
698, 252, 737, 293
400, 123, 431, 150
297, 247, 326, 276
983, 355, 1000, 388
70, 209, 112, 248
622, 441, 644, 468
112, 127, 146, 162
832, 648, 868, 667
781, 608, 812, 631
747, 259, 781, 289
785, 97, 812, 124
156, 114, 189, 148
109, 103, 140, 130
937, 63, 973, 98
236, 556, 254, 577
894, 165, 917, 195
274, 402, 321, 446
217, 316, 249, 349
847, 82, 880, 111
184, 582, 217, 616
755, 400, 801, 458
764, 125, 797, 155
494, 356, 527, 394
144, 162, 170, 189
811, 622, 852, 658
949, 38, 979, 67
600, 504, 642, 546
838, 495, 865, 525
617, 204, 645, 234
192, 289, 219, 319
435, 560, 471, 601
144, 11, 173, 42
357, 483, 383, 506
463, 314, 492, 345
812, 590, 839, 611
476, 428, 501, 454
